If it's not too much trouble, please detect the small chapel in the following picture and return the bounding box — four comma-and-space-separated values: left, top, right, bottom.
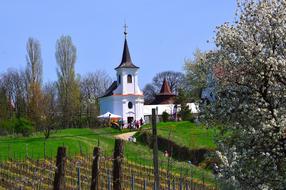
99, 30, 144, 126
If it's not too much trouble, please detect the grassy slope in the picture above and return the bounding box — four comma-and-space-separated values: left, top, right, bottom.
141, 121, 217, 149
0, 124, 216, 186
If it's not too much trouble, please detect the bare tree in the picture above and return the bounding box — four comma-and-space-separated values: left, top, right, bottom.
143, 84, 156, 105
143, 71, 188, 103
80, 71, 112, 127
0, 69, 27, 118
152, 71, 187, 95
25, 38, 43, 128
56, 35, 80, 128
0, 86, 9, 120
41, 82, 58, 139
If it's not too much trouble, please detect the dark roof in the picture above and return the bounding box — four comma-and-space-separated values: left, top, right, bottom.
101, 81, 118, 97
147, 79, 176, 105
158, 79, 174, 95
115, 38, 139, 69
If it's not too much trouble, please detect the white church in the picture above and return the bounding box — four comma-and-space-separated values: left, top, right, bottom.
99, 30, 199, 127
99, 32, 145, 125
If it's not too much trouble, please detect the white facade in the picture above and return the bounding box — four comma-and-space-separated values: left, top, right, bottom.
143, 103, 199, 124
144, 103, 199, 116
99, 38, 144, 126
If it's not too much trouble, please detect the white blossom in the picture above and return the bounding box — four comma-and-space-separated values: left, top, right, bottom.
202, 0, 286, 189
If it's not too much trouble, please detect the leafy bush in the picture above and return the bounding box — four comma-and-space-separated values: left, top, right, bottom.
162, 111, 169, 122
14, 118, 34, 136
180, 109, 193, 121
0, 117, 34, 136
0, 120, 12, 136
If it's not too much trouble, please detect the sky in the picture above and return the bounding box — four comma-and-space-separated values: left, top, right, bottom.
0, 0, 237, 88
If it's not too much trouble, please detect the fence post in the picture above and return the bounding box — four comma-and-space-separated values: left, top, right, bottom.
107, 169, 111, 190
179, 168, 183, 190
25, 144, 28, 159
131, 173, 135, 190
202, 172, 205, 187
90, 147, 100, 190
77, 164, 81, 190
53, 146, 67, 190
143, 178, 147, 190
113, 139, 124, 190
172, 179, 176, 190
79, 142, 83, 156
167, 178, 171, 190
44, 141, 46, 160
186, 182, 189, 190
152, 108, 160, 190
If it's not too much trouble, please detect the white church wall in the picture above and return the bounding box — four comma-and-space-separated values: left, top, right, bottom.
144, 104, 175, 116
135, 97, 144, 121
143, 103, 199, 116
186, 103, 200, 114
99, 96, 113, 114
112, 96, 123, 117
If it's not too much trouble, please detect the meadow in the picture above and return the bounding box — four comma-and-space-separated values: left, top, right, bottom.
0, 122, 218, 186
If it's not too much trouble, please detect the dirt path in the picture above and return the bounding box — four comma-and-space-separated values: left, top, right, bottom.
115, 131, 137, 141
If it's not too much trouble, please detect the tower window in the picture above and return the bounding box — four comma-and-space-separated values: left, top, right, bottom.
128, 102, 133, 109
118, 75, 121, 84
127, 74, 132, 83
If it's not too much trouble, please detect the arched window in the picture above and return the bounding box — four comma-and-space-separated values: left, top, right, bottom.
118, 75, 121, 84
127, 74, 132, 83
128, 102, 133, 109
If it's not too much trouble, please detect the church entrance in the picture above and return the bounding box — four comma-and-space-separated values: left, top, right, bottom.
127, 117, 134, 124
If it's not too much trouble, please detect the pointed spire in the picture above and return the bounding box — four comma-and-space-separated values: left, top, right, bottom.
159, 79, 173, 95
121, 38, 132, 64
115, 25, 139, 70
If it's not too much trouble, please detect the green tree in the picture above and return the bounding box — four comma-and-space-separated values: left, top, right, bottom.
162, 111, 170, 122
56, 35, 80, 128
184, 49, 211, 101
177, 89, 192, 121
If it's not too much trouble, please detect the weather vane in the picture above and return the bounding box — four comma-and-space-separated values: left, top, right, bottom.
123, 23, 128, 37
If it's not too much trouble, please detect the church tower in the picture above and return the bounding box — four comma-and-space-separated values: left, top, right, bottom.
99, 26, 144, 126
113, 38, 141, 95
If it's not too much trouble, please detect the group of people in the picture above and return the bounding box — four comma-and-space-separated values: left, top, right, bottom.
127, 118, 144, 130
116, 117, 144, 130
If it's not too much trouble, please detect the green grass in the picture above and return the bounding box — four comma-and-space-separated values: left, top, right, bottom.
141, 121, 218, 149
0, 123, 217, 186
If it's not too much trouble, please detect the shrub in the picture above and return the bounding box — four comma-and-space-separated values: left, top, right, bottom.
180, 109, 193, 121
13, 118, 34, 136
0, 120, 12, 136
0, 117, 34, 136
162, 111, 169, 122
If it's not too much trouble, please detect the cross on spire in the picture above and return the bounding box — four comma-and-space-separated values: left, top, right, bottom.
123, 23, 128, 37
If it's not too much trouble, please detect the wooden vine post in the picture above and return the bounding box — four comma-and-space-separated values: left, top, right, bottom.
152, 108, 160, 190
113, 139, 124, 190
53, 146, 67, 190
90, 147, 101, 190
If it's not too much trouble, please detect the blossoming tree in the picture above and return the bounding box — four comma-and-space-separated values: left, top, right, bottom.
204, 0, 286, 189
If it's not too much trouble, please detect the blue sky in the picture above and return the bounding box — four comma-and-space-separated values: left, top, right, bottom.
0, 0, 236, 87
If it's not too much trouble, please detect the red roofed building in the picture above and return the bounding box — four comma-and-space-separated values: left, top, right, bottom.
150, 79, 176, 105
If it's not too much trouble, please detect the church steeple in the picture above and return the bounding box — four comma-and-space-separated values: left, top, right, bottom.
159, 79, 174, 95
115, 25, 139, 70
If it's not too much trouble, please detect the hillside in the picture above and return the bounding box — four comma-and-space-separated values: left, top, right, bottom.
0, 124, 216, 186
140, 121, 217, 150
